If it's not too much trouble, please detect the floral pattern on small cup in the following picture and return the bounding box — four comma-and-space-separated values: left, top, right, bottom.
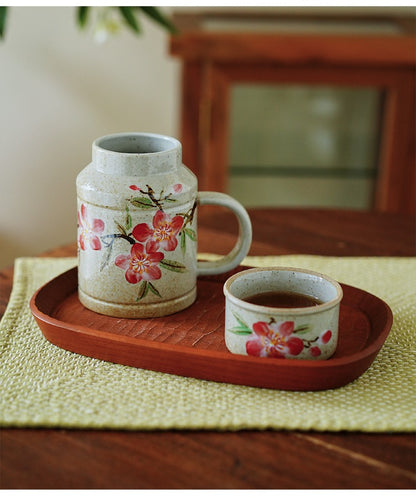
246, 321, 304, 358
229, 312, 334, 359
310, 330, 333, 357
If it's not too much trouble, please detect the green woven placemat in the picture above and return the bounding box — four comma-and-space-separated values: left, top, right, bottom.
1, 255, 415, 431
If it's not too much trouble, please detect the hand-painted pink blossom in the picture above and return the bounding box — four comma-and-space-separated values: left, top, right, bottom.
115, 243, 164, 284
320, 330, 332, 344
309, 330, 333, 357
246, 321, 303, 358
132, 209, 184, 252
310, 346, 322, 357
172, 183, 183, 194
77, 204, 104, 251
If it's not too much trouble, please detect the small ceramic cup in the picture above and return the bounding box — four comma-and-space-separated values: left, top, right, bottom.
223, 267, 343, 360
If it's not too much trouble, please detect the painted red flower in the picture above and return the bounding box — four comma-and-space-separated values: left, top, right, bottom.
115, 243, 164, 284
129, 185, 141, 191
77, 204, 105, 251
310, 346, 322, 357
320, 330, 332, 344
309, 330, 333, 357
172, 183, 183, 194
246, 321, 304, 358
132, 210, 184, 252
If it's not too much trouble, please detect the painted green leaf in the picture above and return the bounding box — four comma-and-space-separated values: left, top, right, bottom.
180, 231, 186, 255
136, 281, 149, 301
294, 324, 312, 335
125, 206, 132, 231
148, 282, 162, 298
115, 221, 127, 236
160, 259, 187, 273
229, 326, 253, 336
130, 196, 154, 209
233, 313, 250, 330
100, 243, 113, 271
184, 228, 197, 241
229, 312, 252, 335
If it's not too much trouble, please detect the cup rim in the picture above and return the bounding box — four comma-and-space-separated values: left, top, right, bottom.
223, 266, 343, 315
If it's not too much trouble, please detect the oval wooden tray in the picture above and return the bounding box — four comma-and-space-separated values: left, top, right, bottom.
30, 266, 393, 391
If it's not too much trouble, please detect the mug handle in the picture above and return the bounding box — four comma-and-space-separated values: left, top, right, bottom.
197, 191, 252, 276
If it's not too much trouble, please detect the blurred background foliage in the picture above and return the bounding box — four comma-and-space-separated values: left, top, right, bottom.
0, 6, 177, 42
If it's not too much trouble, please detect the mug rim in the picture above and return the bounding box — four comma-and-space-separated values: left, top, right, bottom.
223, 266, 343, 315
93, 132, 181, 156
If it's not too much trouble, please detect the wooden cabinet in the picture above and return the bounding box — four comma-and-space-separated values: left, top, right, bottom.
170, 10, 416, 214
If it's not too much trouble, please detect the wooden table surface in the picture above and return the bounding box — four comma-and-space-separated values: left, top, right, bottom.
1, 207, 415, 489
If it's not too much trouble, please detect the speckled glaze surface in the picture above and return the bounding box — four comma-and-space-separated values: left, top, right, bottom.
77, 132, 252, 318
224, 267, 343, 360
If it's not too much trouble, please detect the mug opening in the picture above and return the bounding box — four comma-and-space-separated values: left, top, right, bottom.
96, 133, 178, 155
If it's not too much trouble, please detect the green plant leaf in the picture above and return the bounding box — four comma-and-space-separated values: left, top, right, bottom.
0, 7, 8, 39
184, 228, 197, 241
136, 280, 149, 301
138, 7, 177, 34
229, 326, 253, 336
119, 6, 140, 34
160, 259, 187, 273
148, 282, 162, 298
130, 196, 154, 209
77, 6, 89, 29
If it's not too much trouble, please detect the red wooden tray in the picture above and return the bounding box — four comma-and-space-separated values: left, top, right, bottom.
30, 266, 393, 391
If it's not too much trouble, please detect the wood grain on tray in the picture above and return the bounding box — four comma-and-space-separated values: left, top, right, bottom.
30, 266, 392, 391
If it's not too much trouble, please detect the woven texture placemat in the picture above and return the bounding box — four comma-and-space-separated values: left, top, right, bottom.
1, 255, 415, 431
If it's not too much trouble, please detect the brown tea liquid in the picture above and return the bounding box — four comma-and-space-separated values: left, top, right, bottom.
244, 290, 323, 308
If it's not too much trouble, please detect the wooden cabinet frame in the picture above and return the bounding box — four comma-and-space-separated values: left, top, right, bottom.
171, 29, 416, 214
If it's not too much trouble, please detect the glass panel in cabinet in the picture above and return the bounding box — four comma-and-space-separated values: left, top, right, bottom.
228, 84, 382, 208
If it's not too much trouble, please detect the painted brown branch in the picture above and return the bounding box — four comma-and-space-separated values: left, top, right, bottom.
178, 199, 198, 229
101, 233, 136, 245
139, 185, 176, 211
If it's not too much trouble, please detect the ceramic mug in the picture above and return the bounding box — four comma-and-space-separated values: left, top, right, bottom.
76, 132, 252, 318
223, 267, 343, 360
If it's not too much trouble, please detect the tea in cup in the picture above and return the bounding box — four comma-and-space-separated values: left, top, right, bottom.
223, 267, 343, 360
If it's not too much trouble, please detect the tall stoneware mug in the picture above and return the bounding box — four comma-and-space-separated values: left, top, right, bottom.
76, 132, 252, 318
